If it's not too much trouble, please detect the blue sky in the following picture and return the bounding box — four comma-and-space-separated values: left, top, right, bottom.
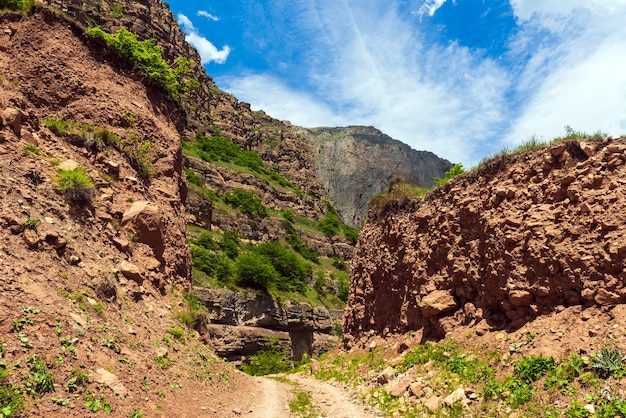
166, 0, 626, 167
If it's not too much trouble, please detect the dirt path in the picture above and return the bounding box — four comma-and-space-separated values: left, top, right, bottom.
285, 373, 379, 417
232, 373, 377, 418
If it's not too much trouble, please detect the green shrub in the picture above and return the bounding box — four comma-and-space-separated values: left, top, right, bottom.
0, 0, 34, 11
167, 327, 185, 343
318, 212, 340, 237
223, 188, 268, 219
195, 232, 219, 251
514, 355, 555, 383
55, 167, 94, 203
184, 168, 204, 187
87, 27, 198, 101
242, 338, 291, 376
190, 245, 234, 284
183, 132, 301, 192
253, 241, 310, 292
435, 163, 465, 186
330, 271, 350, 302
220, 229, 241, 259
342, 225, 359, 244
234, 251, 279, 289
0, 383, 24, 418
283, 221, 319, 263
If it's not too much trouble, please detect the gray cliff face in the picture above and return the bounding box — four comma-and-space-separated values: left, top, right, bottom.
301, 126, 453, 228
194, 287, 343, 362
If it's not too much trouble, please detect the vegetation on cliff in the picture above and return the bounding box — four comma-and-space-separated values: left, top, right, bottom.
188, 225, 349, 307
0, 0, 33, 11
183, 130, 301, 193
87, 26, 199, 101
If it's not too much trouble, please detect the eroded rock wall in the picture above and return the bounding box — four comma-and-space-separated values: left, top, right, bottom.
344, 138, 626, 345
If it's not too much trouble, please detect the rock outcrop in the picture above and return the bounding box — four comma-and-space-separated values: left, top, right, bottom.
194, 287, 343, 361
303, 126, 452, 228
344, 138, 626, 344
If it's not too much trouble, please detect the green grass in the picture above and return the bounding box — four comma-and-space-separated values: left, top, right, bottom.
44, 118, 155, 178
289, 390, 322, 418
55, 166, 94, 203
241, 338, 291, 376
182, 131, 302, 193
368, 181, 431, 218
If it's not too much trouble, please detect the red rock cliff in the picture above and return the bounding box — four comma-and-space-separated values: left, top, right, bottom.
343, 138, 626, 346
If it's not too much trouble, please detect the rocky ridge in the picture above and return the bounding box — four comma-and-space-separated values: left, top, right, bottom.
303, 126, 452, 228
344, 137, 626, 344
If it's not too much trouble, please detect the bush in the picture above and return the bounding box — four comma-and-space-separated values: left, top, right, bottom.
220, 229, 241, 259
184, 168, 204, 187
318, 212, 340, 237
435, 163, 465, 186
234, 251, 279, 289
190, 245, 234, 284
331, 271, 350, 302
514, 355, 555, 383
0, 0, 34, 11
283, 221, 319, 263
223, 188, 267, 219
195, 232, 219, 251
0, 383, 24, 418
253, 241, 310, 292
55, 167, 94, 203
183, 132, 301, 192
87, 27, 198, 101
242, 338, 291, 376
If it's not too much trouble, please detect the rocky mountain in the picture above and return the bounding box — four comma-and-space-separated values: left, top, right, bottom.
343, 138, 626, 345
303, 126, 452, 228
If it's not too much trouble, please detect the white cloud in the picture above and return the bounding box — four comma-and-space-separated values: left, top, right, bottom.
197, 10, 219, 21
219, 73, 349, 128
510, 0, 626, 23
504, 1, 626, 146
208, 0, 626, 167
415, 0, 449, 18
505, 35, 626, 145
176, 13, 230, 64
219, 2, 509, 166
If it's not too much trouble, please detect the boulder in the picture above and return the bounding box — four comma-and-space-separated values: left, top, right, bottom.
119, 260, 142, 284
122, 201, 165, 260
419, 290, 457, 317
2, 107, 23, 136
424, 396, 442, 413
443, 387, 467, 406
93, 368, 127, 397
